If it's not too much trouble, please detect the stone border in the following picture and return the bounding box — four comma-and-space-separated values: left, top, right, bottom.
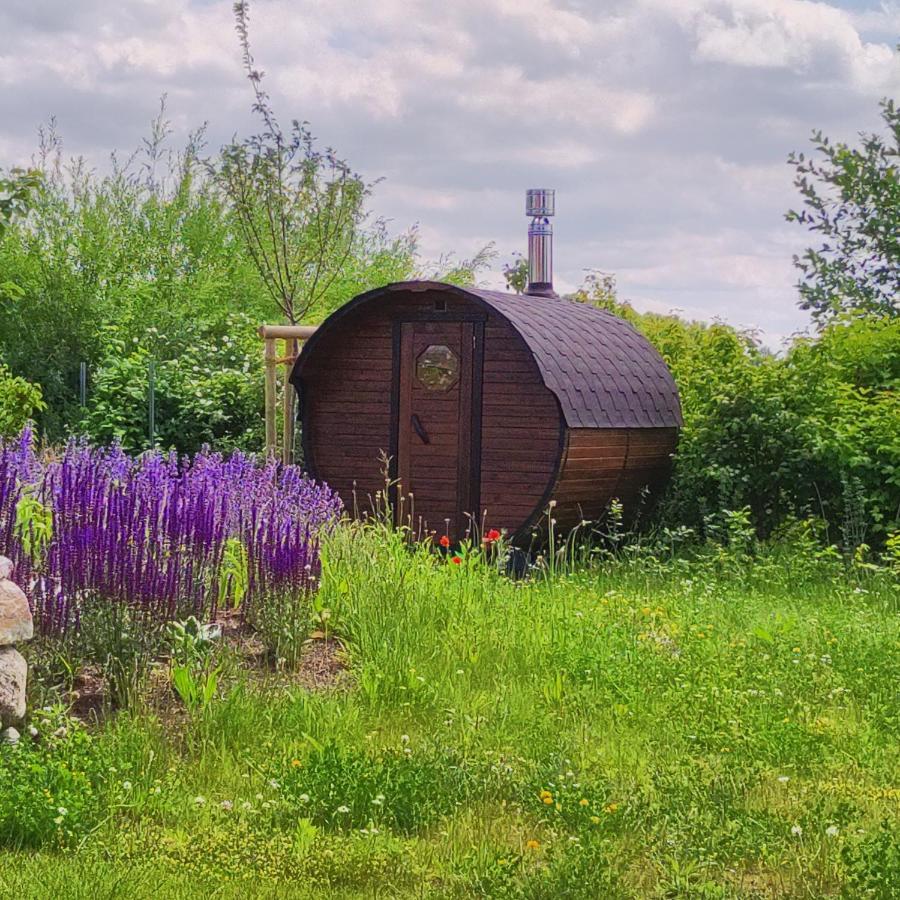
0, 555, 33, 743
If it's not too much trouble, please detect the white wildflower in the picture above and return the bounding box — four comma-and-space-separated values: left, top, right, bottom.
791, 824, 803, 837
826, 825, 839, 838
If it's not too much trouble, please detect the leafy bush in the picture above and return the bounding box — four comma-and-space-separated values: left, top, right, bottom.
0, 709, 104, 848
0, 364, 44, 438
81, 314, 264, 454
574, 276, 900, 546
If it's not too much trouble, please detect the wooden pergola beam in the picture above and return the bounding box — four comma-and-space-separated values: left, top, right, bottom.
260, 324, 319, 463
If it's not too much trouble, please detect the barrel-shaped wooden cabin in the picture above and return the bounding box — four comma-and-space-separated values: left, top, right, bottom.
290, 280, 682, 543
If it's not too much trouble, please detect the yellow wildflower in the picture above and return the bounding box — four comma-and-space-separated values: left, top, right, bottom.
579, 798, 589, 807
525, 839, 540, 850
291, 759, 302, 768
604, 803, 618, 814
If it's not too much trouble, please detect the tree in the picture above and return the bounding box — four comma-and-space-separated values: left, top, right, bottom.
787, 98, 900, 326
211, 1, 369, 326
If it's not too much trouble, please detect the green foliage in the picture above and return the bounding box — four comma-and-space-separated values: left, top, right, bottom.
75, 601, 167, 711
81, 315, 265, 454
0, 709, 104, 848
13, 492, 53, 566
247, 586, 313, 671
0, 168, 41, 239
573, 276, 900, 544
787, 97, 900, 325
167, 617, 221, 711
841, 820, 900, 899
279, 742, 479, 834
0, 365, 45, 438
1, 526, 898, 894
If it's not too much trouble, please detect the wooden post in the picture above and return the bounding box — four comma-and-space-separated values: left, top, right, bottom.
282, 337, 296, 466
258, 325, 317, 463
264, 337, 277, 458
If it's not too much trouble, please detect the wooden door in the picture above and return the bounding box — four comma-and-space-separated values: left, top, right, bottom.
395, 319, 481, 541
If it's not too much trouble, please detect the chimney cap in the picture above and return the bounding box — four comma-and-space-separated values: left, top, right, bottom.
526, 188, 555, 218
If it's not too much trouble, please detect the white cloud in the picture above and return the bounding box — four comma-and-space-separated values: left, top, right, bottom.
0, 0, 896, 345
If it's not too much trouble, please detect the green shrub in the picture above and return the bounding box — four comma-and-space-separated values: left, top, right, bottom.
574, 277, 900, 546
80, 314, 264, 454
0, 364, 44, 438
0, 709, 103, 848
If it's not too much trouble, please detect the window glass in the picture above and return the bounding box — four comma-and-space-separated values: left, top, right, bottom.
416, 344, 459, 391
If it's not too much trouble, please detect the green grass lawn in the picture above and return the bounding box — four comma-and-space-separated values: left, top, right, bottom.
1, 525, 898, 898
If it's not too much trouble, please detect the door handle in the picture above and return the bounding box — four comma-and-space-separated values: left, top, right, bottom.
411, 414, 430, 444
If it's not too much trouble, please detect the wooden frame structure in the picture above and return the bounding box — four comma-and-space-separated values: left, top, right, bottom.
258, 324, 317, 463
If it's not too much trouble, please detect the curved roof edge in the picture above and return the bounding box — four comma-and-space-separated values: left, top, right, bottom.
292, 281, 683, 430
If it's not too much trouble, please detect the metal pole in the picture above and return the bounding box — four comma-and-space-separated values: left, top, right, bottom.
148, 360, 156, 448
79, 362, 87, 407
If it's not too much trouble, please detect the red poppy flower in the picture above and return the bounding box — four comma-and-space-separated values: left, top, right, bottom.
439, 535, 451, 548
451, 555, 462, 565
484, 528, 501, 543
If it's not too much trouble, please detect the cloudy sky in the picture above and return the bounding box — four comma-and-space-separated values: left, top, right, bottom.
1, 0, 898, 345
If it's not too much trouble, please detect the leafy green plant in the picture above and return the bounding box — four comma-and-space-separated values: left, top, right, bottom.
77, 601, 166, 711
0, 365, 45, 438
278, 742, 480, 834
0, 709, 103, 849
167, 617, 221, 711
218, 538, 249, 611
787, 98, 900, 325
249, 587, 312, 671
841, 820, 900, 899
14, 492, 53, 566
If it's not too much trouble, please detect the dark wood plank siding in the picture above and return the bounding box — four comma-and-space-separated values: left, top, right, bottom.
298, 290, 563, 537
300, 305, 395, 515
478, 317, 562, 536
548, 427, 678, 531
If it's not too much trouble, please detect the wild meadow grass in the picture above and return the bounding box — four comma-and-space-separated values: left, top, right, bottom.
1, 521, 898, 898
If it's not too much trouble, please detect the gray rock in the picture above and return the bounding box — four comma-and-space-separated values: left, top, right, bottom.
0, 556, 11, 581
1, 726, 20, 745
0, 647, 27, 723
0, 578, 33, 645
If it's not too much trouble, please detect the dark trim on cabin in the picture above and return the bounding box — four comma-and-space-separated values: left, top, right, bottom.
388, 319, 403, 519
469, 319, 484, 539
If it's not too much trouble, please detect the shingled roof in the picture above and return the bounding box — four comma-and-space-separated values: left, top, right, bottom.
466, 286, 683, 429
296, 281, 682, 430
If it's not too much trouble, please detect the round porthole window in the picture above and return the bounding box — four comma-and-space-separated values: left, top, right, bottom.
416, 344, 459, 391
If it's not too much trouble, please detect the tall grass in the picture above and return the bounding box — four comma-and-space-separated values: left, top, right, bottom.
1, 519, 898, 897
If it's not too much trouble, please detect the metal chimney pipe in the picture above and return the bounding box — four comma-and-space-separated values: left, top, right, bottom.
525, 188, 557, 297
